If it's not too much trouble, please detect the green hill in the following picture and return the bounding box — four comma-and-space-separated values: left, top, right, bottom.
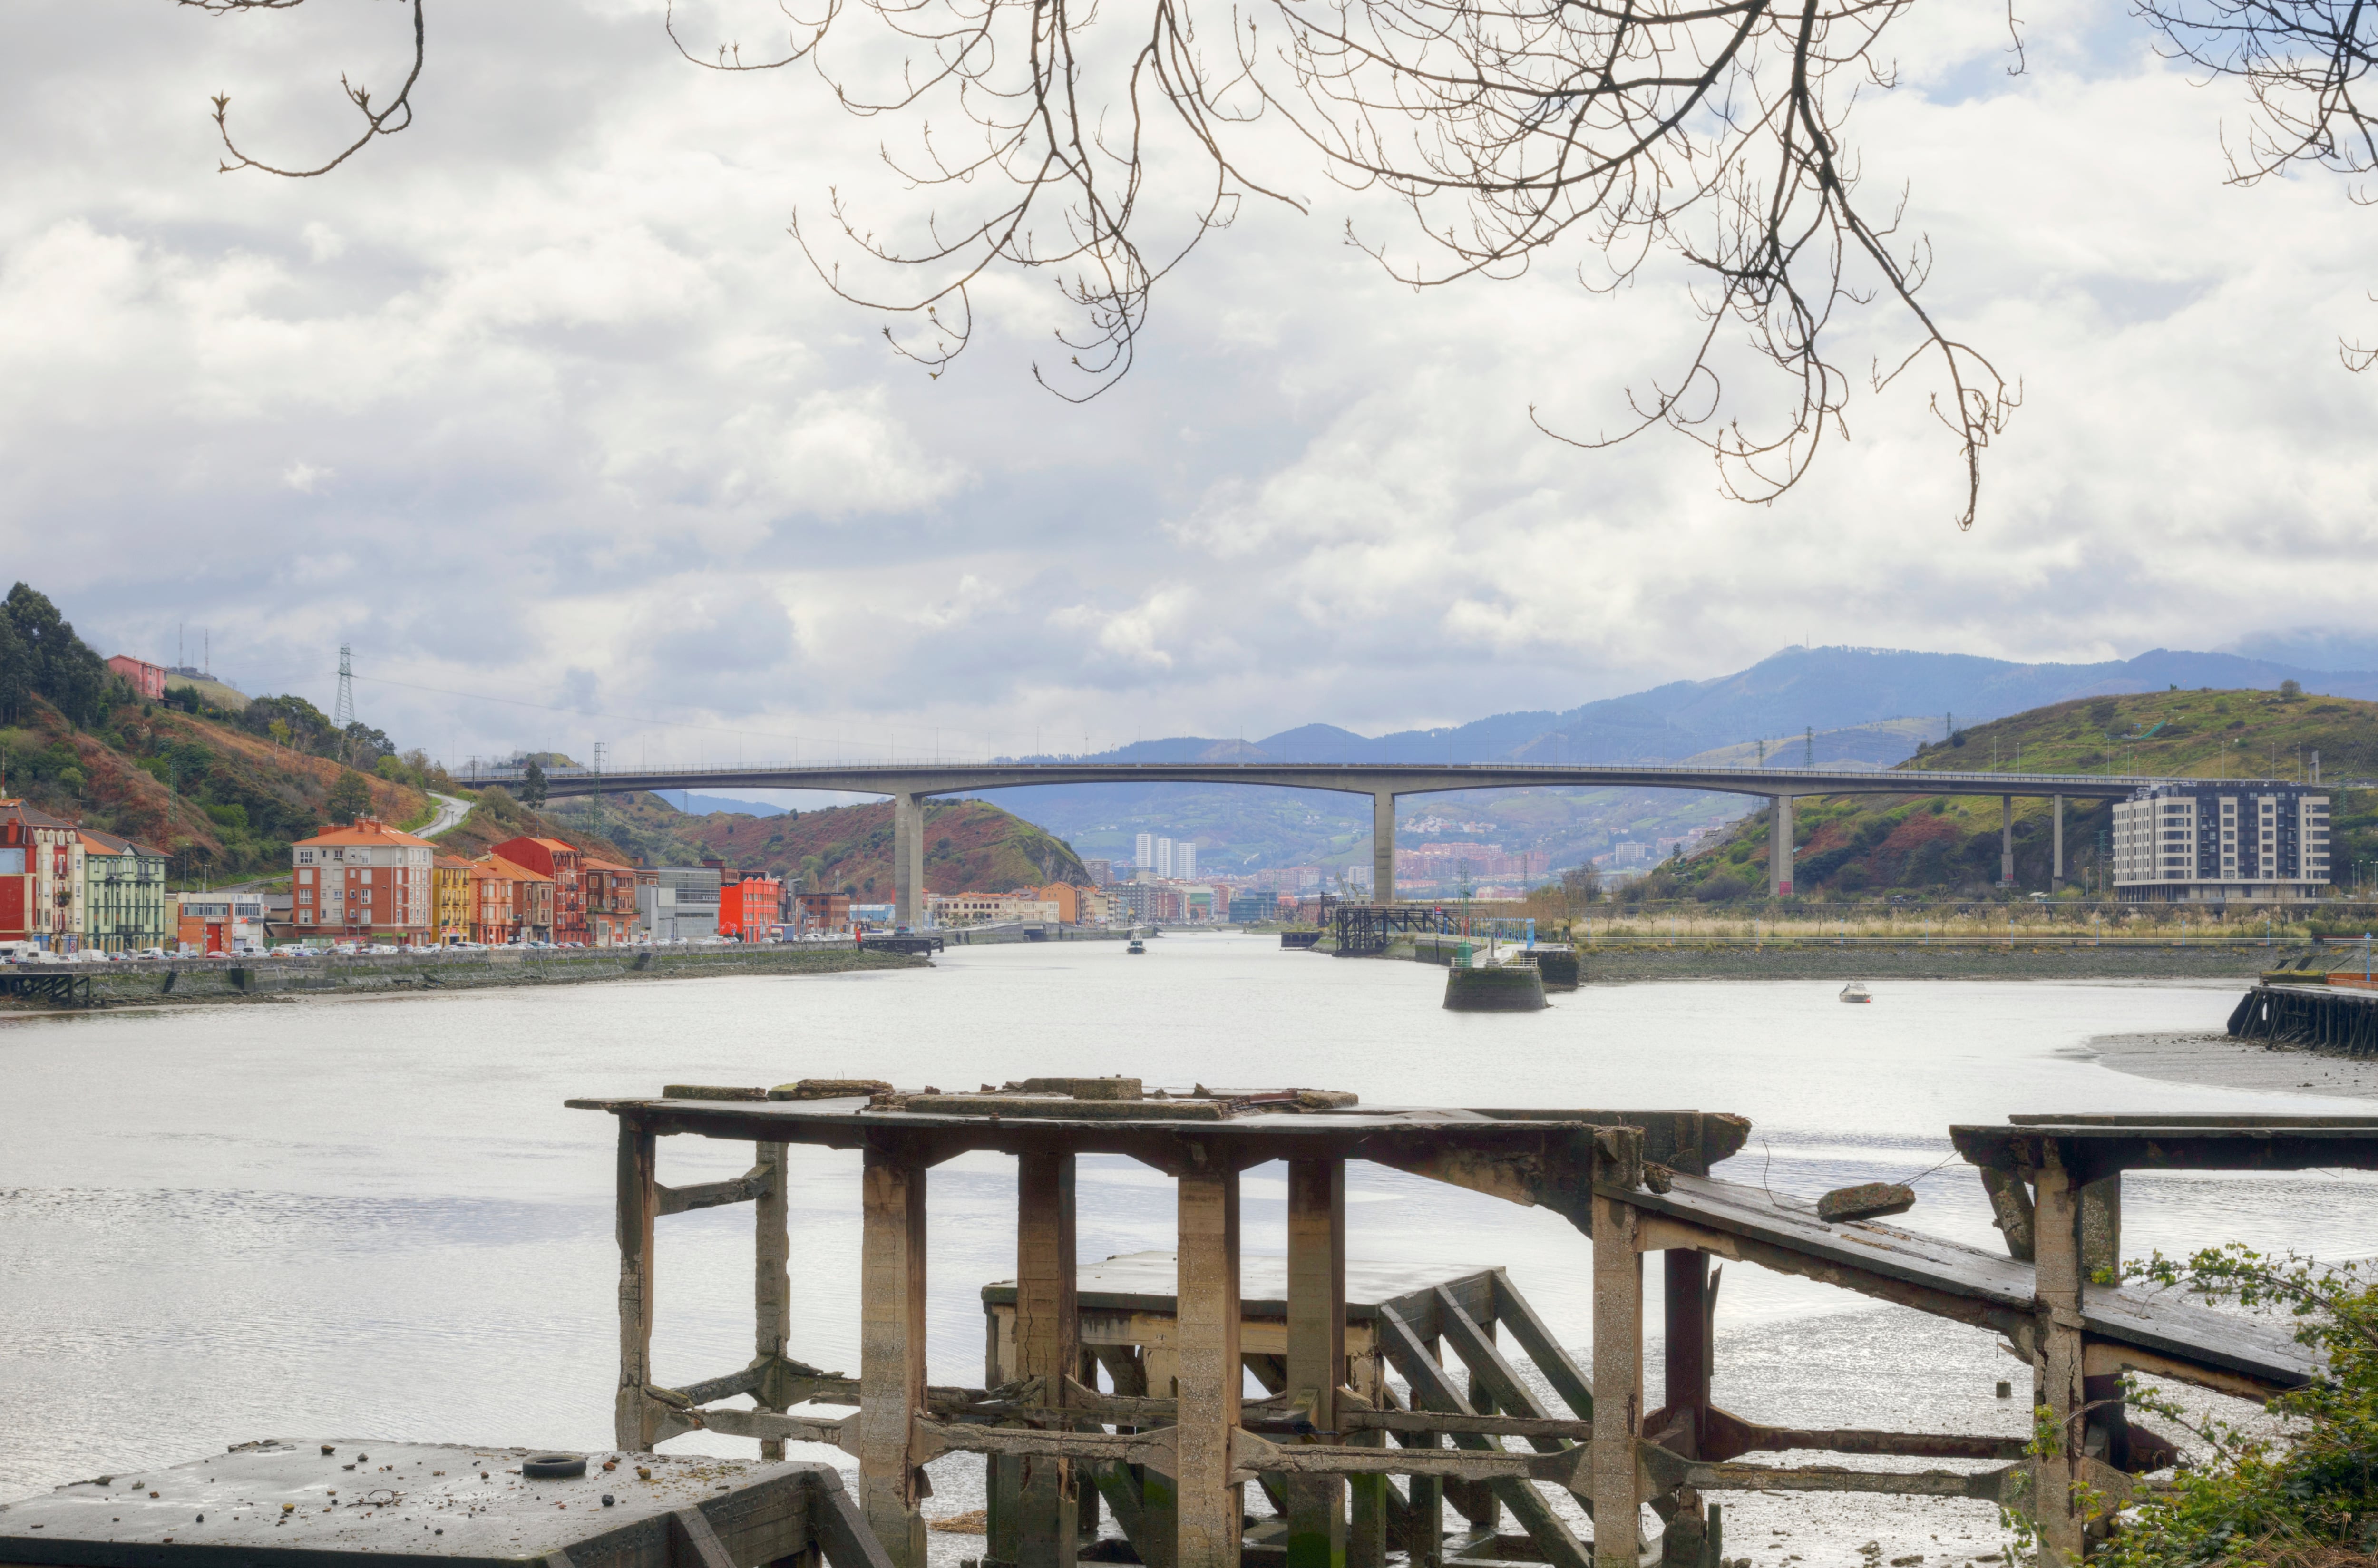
544, 790, 1089, 898
1642, 686, 2378, 901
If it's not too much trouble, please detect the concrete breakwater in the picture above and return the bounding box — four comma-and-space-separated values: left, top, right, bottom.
1562, 941, 2283, 984
0, 944, 926, 1011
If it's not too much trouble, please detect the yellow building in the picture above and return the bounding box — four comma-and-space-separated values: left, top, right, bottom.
433, 854, 477, 944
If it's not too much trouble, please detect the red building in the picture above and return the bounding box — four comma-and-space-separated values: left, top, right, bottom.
107, 655, 167, 701
717, 875, 784, 940
582, 858, 642, 945
0, 800, 79, 945
491, 836, 586, 944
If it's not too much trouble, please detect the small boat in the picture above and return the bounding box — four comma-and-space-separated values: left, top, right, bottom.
1840, 981, 1872, 1003
1127, 937, 1147, 955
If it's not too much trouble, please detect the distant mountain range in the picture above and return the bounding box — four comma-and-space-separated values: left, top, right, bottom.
968, 645, 2378, 875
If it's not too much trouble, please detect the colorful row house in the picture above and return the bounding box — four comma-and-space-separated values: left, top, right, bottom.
290, 817, 438, 941
583, 858, 646, 946
0, 801, 171, 952
491, 837, 585, 944
81, 830, 170, 951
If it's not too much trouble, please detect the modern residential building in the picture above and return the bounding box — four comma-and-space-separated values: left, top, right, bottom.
106, 655, 168, 701
1036, 883, 1083, 924
81, 831, 169, 951
1134, 833, 1155, 874
640, 865, 722, 941
582, 858, 643, 945
0, 800, 83, 947
491, 837, 587, 944
1083, 858, 1112, 886
291, 817, 437, 941
717, 874, 784, 940
2111, 783, 2332, 902
1227, 891, 1278, 923
433, 854, 478, 944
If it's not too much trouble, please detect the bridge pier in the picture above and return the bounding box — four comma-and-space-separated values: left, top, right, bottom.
1372, 791, 1395, 906
892, 793, 926, 928
2052, 795, 2064, 890
2001, 795, 2015, 888
1768, 795, 1794, 897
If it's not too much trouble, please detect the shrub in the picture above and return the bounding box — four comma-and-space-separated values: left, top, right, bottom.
1694, 871, 1753, 902
2280, 678, 2305, 700
2092, 1246, 2378, 1568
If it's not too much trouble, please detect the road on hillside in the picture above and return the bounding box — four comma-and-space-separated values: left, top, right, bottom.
417, 792, 470, 838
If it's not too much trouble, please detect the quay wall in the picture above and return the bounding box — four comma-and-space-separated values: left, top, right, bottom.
1, 944, 926, 1011
1323, 935, 2291, 983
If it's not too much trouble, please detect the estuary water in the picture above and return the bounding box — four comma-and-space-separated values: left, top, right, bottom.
2, 935, 2370, 1555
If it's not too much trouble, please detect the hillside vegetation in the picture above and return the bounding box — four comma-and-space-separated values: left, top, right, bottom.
1645, 687, 2378, 900
546, 791, 1090, 898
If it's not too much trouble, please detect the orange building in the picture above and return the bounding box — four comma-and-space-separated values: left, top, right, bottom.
716, 875, 783, 940
582, 858, 642, 945
291, 817, 436, 942
491, 837, 586, 944
475, 854, 554, 943
433, 854, 477, 944
1037, 883, 1084, 923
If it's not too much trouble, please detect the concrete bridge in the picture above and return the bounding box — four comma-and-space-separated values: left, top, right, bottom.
461, 759, 2192, 924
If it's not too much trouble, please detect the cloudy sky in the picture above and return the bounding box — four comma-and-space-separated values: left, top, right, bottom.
7, 0, 2376, 771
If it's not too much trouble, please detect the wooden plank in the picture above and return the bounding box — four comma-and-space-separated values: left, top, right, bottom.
814, 1471, 903, 1568
672, 1506, 742, 1568
757, 1141, 792, 1463
658, 1167, 769, 1216
617, 1118, 659, 1451
1591, 1134, 1643, 1568
1955, 1122, 2378, 1178
1488, 1273, 1593, 1422
1018, 1151, 1082, 1568
1177, 1165, 1244, 1568
860, 1147, 929, 1568
1434, 1288, 1569, 1450
1378, 1307, 1591, 1568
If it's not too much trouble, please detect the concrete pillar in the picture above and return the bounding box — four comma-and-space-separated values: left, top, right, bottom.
1372, 792, 1396, 906
754, 1140, 792, 1462
860, 1149, 929, 1568
2031, 1156, 2086, 1565
1286, 1159, 1347, 1568
2001, 796, 2015, 887
2052, 796, 2065, 890
1176, 1162, 1243, 1568
1767, 796, 1794, 897
1016, 1153, 1080, 1568
1590, 1135, 1644, 1568
892, 793, 924, 927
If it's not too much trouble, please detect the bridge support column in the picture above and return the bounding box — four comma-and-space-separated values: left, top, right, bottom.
1372, 792, 1395, 906
892, 793, 926, 927
2052, 796, 2065, 890
2002, 795, 2015, 888
1768, 795, 1794, 897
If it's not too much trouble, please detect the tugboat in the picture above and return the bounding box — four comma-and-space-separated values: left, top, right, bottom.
1839, 981, 1872, 1004
1126, 932, 1148, 955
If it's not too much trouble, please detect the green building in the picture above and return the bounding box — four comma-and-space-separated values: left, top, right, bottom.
81, 830, 169, 953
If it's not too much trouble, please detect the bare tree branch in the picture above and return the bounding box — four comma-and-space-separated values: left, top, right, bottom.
181, 0, 425, 177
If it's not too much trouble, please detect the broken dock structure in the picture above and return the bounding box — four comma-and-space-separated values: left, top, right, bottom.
566, 1078, 2370, 1568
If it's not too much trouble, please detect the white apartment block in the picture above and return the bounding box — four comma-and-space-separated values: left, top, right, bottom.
2111, 784, 2330, 903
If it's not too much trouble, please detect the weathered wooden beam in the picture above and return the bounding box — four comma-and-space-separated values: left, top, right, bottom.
672, 1505, 742, 1568
1176, 1164, 1244, 1568
1980, 1169, 2035, 1262
617, 1118, 659, 1451
1696, 1406, 2026, 1462
1591, 1131, 1645, 1568
1662, 1252, 1709, 1459
1286, 1157, 1348, 1568
672, 1364, 766, 1406
1642, 1448, 2023, 1502
1018, 1151, 1082, 1568
702, 1407, 859, 1450
860, 1147, 929, 1568
658, 1166, 770, 1216
812, 1470, 903, 1568
1378, 1307, 1591, 1568
757, 1142, 792, 1462
1434, 1288, 1569, 1457
1488, 1273, 1593, 1422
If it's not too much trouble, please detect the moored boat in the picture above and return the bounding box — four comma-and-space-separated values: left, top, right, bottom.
1840, 981, 1872, 1003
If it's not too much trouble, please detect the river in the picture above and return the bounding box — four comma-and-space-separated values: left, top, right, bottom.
2, 935, 2367, 1558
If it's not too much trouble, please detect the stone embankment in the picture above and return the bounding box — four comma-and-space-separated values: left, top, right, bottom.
0, 944, 925, 1011
1563, 942, 2280, 983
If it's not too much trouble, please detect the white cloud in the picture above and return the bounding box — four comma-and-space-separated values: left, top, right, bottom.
2, 0, 2376, 764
